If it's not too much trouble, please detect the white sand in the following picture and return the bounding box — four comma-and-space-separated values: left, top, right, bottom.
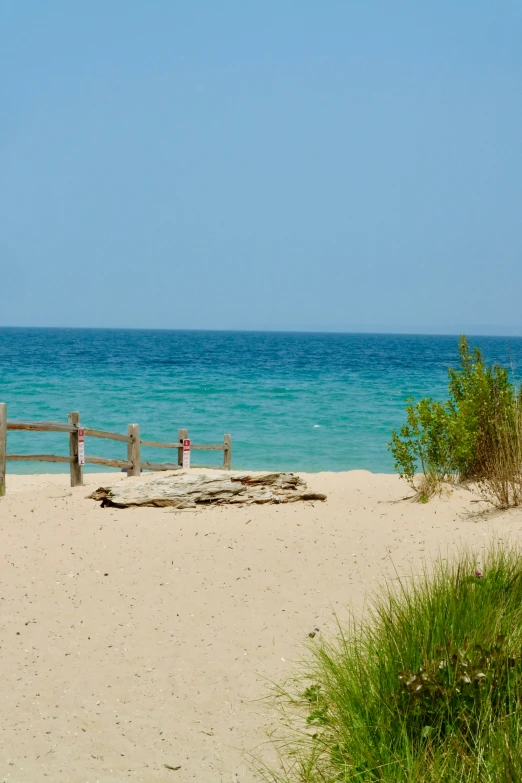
1, 470, 521, 782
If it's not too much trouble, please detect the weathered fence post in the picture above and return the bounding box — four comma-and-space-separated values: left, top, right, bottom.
68, 411, 83, 487
178, 428, 188, 467
0, 403, 7, 496
127, 424, 141, 476
223, 433, 232, 470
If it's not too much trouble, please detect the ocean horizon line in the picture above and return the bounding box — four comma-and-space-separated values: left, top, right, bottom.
2, 325, 522, 338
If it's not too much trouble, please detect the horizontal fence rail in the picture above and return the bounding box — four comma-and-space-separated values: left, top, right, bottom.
83, 428, 131, 443
0, 402, 231, 496
139, 439, 225, 450
8, 420, 77, 433
6, 454, 74, 463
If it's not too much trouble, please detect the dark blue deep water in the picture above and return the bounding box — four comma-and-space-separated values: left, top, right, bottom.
1, 329, 522, 473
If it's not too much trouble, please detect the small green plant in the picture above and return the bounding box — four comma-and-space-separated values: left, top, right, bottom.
389, 397, 453, 496
259, 545, 522, 783
396, 633, 522, 743
389, 336, 522, 505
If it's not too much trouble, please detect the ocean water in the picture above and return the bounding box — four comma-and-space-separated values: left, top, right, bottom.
1, 328, 522, 474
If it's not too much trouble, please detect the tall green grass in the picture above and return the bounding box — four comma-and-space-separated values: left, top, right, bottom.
260, 545, 522, 782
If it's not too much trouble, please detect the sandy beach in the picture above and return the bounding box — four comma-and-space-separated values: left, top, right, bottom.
1, 470, 521, 782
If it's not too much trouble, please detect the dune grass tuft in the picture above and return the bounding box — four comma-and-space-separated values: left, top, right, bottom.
260, 545, 522, 782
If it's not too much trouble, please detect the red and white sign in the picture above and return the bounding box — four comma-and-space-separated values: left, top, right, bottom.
182, 438, 191, 469
78, 427, 85, 466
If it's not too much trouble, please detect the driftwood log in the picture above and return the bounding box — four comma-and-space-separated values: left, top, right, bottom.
89, 472, 326, 509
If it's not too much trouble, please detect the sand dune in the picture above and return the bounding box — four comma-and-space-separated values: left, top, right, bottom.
1, 470, 521, 782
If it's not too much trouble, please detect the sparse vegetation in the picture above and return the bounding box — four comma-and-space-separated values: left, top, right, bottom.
388, 336, 522, 506
259, 545, 522, 782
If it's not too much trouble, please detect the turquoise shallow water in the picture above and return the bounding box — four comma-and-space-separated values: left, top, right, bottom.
1, 328, 522, 474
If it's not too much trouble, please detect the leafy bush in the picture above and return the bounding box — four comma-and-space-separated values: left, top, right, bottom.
259, 546, 522, 782
389, 336, 522, 504
389, 397, 454, 498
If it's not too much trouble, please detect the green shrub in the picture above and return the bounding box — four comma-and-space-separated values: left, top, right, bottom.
447, 337, 520, 480
389, 336, 522, 503
260, 545, 522, 782
389, 396, 454, 497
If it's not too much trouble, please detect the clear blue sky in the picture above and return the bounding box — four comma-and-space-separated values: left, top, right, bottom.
1, 1, 521, 333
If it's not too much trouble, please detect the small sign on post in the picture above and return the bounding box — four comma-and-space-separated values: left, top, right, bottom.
182, 438, 191, 469
77, 427, 85, 466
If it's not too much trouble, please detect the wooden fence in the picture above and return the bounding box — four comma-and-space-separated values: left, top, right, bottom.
0, 403, 231, 496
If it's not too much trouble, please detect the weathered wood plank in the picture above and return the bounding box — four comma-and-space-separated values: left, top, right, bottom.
0, 403, 7, 497
140, 439, 180, 449
7, 454, 73, 463
141, 461, 180, 471
223, 433, 232, 470
139, 439, 224, 450
127, 424, 141, 476
68, 412, 83, 487
7, 420, 75, 433
83, 427, 130, 443
85, 455, 132, 469
178, 429, 188, 467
